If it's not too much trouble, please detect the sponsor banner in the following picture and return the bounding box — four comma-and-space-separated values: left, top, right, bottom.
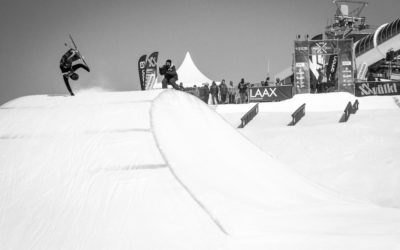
338, 39, 355, 93
138, 54, 147, 90
355, 81, 400, 96
326, 54, 338, 82
145, 51, 159, 90
309, 40, 337, 55
248, 86, 293, 102
294, 41, 310, 93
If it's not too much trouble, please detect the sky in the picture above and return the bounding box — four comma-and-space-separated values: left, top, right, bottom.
0, 0, 399, 104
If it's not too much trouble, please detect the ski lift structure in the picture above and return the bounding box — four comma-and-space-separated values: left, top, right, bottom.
326, 0, 371, 40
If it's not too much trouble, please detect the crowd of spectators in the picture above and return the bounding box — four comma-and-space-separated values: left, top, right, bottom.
181, 78, 258, 104
177, 75, 291, 105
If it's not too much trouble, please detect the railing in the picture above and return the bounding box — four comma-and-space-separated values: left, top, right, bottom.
238, 103, 259, 128
288, 103, 306, 126
339, 99, 359, 123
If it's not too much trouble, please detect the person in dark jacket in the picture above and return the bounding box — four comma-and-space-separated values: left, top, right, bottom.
238, 78, 247, 104
219, 79, 228, 104
202, 84, 210, 104
210, 81, 219, 105
227, 81, 236, 104
59, 47, 90, 96
159, 59, 179, 90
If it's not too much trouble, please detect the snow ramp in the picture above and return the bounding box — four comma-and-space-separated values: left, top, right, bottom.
1, 90, 400, 249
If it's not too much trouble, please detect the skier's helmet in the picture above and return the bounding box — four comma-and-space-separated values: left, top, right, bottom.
70, 73, 79, 81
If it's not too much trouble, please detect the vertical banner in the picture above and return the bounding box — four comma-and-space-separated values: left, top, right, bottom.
338, 39, 355, 94
145, 52, 159, 90
294, 41, 310, 94
138, 54, 147, 90
326, 54, 338, 82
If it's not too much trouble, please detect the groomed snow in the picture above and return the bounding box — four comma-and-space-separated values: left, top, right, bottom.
1, 90, 400, 249
217, 92, 400, 208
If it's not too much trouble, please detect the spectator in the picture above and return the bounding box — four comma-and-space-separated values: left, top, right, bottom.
316, 68, 323, 93
210, 81, 219, 105
265, 77, 270, 86
203, 84, 210, 104
228, 81, 235, 104
238, 78, 247, 104
275, 77, 281, 86
367, 72, 375, 82
179, 82, 185, 91
193, 85, 200, 98
219, 79, 228, 104
159, 59, 179, 89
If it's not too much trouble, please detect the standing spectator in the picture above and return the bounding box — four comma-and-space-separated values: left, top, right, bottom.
219, 79, 228, 104
275, 77, 281, 86
210, 81, 219, 105
193, 85, 200, 98
246, 82, 251, 102
228, 81, 236, 104
203, 84, 210, 104
265, 77, 270, 86
178, 82, 185, 91
238, 78, 247, 104
367, 72, 375, 82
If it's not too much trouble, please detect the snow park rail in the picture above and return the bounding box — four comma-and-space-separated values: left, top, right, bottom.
288, 103, 306, 126
238, 103, 259, 128
339, 99, 359, 122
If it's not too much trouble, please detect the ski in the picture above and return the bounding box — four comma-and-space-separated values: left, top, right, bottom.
68, 34, 89, 67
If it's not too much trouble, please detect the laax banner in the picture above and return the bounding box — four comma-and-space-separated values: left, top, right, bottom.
355, 81, 400, 96
248, 86, 293, 102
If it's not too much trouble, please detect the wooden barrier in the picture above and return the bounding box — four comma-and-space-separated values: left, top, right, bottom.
238, 103, 259, 128
288, 103, 306, 126
339, 99, 359, 122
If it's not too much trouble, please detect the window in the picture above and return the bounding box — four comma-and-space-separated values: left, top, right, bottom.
387, 22, 395, 38
395, 18, 400, 33
365, 34, 374, 51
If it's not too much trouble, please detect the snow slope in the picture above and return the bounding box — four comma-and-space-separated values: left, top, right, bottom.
1, 90, 400, 249
218, 92, 400, 208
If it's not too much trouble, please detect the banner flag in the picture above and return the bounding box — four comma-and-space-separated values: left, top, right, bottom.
138, 54, 147, 90
338, 39, 355, 94
145, 52, 159, 90
355, 81, 400, 96
294, 41, 310, 93
326, 54, 338, 82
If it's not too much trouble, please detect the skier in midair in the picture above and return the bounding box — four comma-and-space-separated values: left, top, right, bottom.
59, 46, 90, 96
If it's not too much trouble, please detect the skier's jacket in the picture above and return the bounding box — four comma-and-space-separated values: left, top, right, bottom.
160, 64, 178, 81
60, 48, 80, 73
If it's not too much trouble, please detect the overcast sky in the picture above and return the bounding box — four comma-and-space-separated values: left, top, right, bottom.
0, 0, 398, 104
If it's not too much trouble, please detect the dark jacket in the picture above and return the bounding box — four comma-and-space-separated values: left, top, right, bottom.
219, 82, 228, 95
238, 81, 247, 93
60, 48, 80, 73
210, 82, 219, 95
159, 64, 178, 81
